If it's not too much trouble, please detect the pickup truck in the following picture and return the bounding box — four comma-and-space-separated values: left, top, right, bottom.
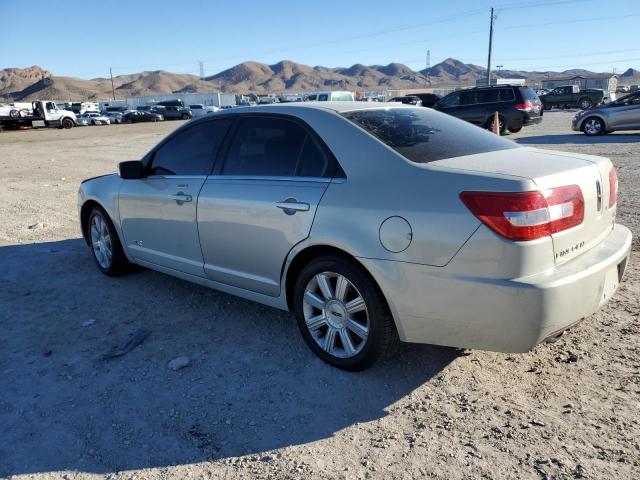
0, 100, 77, 130
539, 85, 605, 110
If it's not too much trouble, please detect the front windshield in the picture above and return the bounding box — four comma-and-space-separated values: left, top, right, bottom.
612, 92, 640, 105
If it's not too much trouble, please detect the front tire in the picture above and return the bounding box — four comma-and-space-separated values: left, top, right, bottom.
61, 117, 74, 129
508, 125, 523, 133
293, 256, 398, 371
88, 207, 130, 276
582, 117, 604, 136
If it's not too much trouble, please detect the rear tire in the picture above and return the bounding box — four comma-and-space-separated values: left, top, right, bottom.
508, 125, 523, 133
293, 256, 399, 371
578, 97, 592, 110
582, 117, 604, 136
87, 207, 130, 276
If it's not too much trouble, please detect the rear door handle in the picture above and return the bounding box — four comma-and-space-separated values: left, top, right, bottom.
169, 192, 192, 203
276, 198, 310, 214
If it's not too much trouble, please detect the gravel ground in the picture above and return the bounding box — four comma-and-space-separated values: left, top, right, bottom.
0, 112, 638, 480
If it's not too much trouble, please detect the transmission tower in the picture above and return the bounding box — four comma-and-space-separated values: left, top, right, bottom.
199, 61, 204, 79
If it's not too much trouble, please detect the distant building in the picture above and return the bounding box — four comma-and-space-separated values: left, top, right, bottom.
475, 78, 526, 87
540, 74, 618, 95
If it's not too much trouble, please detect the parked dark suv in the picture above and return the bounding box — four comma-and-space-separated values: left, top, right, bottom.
434, 85, 542, 134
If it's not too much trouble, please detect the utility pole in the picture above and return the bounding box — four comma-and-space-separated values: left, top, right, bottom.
486, 7, 496, 86
426, 49, 431, 85
199, 61, 205, 79
109, 67, 115, 100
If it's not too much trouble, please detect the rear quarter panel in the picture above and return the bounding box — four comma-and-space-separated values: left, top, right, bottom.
292, 107, 535, 266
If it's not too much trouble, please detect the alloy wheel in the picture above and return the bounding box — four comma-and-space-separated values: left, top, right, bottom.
584, 118, 602, 135
90, 214, 113, 269
302, 272, 369, 358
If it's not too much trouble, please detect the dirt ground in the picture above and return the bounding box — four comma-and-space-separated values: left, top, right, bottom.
0, 112, 638, 480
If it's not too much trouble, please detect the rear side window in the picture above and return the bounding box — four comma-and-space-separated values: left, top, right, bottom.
342, 108, 519, 163
222, 116, 333, 177
150, 119, 231, 175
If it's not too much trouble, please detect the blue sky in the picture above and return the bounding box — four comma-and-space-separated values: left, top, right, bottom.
1, 0, 638, 78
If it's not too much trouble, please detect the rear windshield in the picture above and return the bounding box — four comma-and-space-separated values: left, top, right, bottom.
342, 108, 519, 163
518, 87, 539, 101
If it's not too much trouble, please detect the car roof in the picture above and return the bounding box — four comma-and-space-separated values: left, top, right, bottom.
206, 101, 417, 115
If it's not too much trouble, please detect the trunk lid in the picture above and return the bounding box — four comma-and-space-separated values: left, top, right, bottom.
431, 147, 616, 264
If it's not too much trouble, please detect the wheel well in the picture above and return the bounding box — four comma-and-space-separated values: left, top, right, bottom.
80, 200, 101, 245
284, 245, 385, 311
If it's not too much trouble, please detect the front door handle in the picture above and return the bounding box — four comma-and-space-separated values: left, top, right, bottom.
276, 198, 310, 215
169, 192, 192, 204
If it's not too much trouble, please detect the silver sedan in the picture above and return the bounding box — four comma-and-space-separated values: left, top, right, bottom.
572, 91, 640, 135
78, 102, 632, 370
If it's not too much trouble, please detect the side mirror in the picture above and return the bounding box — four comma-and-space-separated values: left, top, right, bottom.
119, 160, 145, 179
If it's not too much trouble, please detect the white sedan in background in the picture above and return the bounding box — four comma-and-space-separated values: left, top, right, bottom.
78, 112, 110, 125
189, 104, 219, 118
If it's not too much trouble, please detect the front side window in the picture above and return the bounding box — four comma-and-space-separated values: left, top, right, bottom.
222, 116, 332, 177
318, 94, 329, 101
438, 92, 461, 108
343, 108, 519, 164
149, 119, 231, 176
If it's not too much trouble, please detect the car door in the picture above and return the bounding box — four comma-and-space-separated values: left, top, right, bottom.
197, 114, 336, 296
608, 93, 640, 129
119, 118, 232, 277
434, 92, 462, 118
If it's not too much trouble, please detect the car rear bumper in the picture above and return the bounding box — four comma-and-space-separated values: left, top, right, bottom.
360, 223, 632, 352
523, 114, 542, 126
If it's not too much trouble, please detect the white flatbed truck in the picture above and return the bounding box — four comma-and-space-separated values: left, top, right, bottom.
0, 100, 77, 131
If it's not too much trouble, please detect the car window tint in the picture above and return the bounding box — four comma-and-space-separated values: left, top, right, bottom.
439, 92, 461, 107
150, 119, 231, 176
297, 135, 330, 177
318, 94, 329, 101
343, 108, 519, 164
476, 90, 495, 103
518, 87, 538, 101
460, 91, 476, 105
222, 117, 308, 176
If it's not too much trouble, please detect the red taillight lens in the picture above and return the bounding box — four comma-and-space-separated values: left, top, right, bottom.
515, 100, 533, 111
460, 186, 584, 241
608, 168, 618, 208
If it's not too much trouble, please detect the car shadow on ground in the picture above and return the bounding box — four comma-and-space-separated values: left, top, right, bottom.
515, 133, 640, 145
0, 239, 459, 476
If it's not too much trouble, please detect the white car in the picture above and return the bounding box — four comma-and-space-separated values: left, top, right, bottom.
0, 103, 21, 119
78, 103, 631, 370
79, 112, 110, 125
189, 105, 219, 118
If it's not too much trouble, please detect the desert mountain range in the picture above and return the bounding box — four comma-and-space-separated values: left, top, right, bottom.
1, 59, 638, 102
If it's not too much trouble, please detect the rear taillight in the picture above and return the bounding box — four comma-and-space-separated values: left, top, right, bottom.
609, 168, 618, 208
460, 185, 584, 241
515, 100, 533, 111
